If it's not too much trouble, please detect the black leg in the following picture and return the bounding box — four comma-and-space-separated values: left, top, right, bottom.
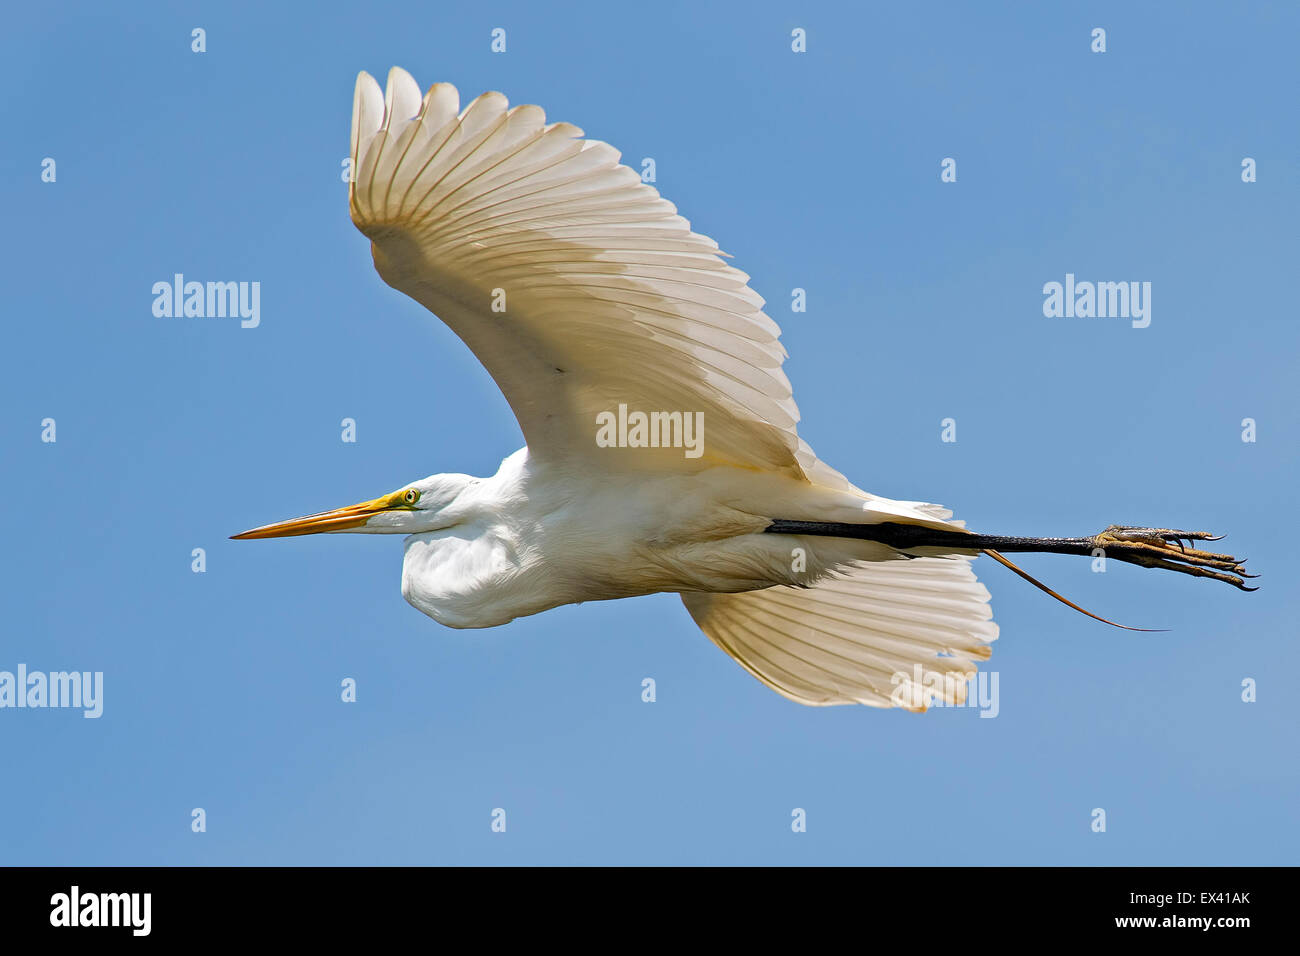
764, 520, 1257, 591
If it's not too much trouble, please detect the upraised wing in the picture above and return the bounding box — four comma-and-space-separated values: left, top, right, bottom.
350, 67, 818, 478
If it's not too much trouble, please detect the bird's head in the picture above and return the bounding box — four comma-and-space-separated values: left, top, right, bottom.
231, 473, 477, 539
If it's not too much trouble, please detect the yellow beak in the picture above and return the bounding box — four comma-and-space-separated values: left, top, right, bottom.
231, 493, 398, 540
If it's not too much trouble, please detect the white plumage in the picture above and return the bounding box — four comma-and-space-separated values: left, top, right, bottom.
238, 67, 1003, 710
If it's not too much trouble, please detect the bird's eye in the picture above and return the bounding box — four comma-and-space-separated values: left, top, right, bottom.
404, 489, 420, 505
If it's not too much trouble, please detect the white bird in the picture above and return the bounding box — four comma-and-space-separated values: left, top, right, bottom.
234, 68, 1252, 709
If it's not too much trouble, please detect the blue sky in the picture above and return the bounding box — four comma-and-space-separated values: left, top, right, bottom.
2, 0, 1296, 864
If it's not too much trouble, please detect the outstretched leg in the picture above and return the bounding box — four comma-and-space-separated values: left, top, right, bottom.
764, 520, 1256, 591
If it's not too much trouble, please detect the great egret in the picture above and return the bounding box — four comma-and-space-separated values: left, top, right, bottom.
234, 68, 1252, 709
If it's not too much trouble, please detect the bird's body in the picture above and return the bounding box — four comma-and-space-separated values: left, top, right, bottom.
395, 447, 909, 629
235, 67, 1251, 708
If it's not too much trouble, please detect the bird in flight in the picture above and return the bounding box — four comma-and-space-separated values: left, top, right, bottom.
234, 68, 1253, 709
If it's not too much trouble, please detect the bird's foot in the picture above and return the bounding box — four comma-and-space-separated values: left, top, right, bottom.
1091, 525, 1257, 591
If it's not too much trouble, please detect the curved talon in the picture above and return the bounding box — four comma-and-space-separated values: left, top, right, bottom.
1091, 525, 1254, 591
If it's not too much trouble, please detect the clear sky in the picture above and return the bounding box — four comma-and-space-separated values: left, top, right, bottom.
2, 1, 1296, 865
